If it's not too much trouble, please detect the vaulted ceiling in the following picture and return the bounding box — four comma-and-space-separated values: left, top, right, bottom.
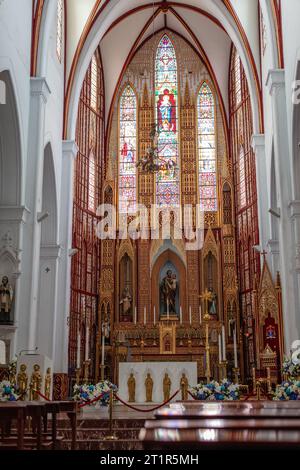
64, 0, 260, 125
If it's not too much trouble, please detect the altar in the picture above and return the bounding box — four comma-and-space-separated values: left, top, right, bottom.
118, 362, 197, 404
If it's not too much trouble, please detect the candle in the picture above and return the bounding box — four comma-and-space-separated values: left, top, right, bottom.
233, 325, 238, 368
144, 306, 146, 325
85, 326, 89, 361
189, 306, 192, 325
154, 306, 156, 325
76, 333, 81, 369
180, 306, 183, 325
218, 333, 222, 364
134, 306, 137, 324
101, 328, 105, 366
199, 304, 202, 324
167, 299, 169, 319
222, 324, 226, 361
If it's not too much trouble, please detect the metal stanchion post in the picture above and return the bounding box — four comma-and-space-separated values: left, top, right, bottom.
104, 388, 118, 441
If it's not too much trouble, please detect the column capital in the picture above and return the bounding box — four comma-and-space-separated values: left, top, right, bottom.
251, 134, 265, 151
30, 77, 51, 103
266, 69, 285, 95
40, 244, 61, 259
0, 206, 30, 223
289, 200, 300, 219
62, 140, 78, 160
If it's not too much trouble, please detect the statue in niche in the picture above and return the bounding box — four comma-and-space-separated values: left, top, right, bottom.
127, 372, 136, 402
17, 364, 28, 401
0, 276, 13, 322
180, 373, 189, 401
208, 288, 217, 317
30, 364, 42, 401
163, 373, 171, 402
119, 287, 132, 321
160, 270, 177, 315
145, 373, 154, 402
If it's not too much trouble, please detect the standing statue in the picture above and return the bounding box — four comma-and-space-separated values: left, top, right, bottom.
163, 373, 171, 402
119, 287, 132, 321
127, 373, 136, 402
145, 373, 154, 402
208, 288, 217, 316
44, 367, 52, 400
0, 276, 13, 322
180, 373, 189, 401
17, 364, 28, 401
160, 270, 177, 315
30, 364, 42, 401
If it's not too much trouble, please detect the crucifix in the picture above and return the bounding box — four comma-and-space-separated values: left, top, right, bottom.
200, 288, 213, 321
261, 249, 267, 263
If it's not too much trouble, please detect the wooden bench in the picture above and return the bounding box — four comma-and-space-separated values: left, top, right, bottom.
141, 401, 300, 450
0, 401, 77, 450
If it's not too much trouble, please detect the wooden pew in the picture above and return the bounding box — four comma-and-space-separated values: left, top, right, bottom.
0, 403, 26, 450
0, 401, 77, 450
141, 401, 300, 450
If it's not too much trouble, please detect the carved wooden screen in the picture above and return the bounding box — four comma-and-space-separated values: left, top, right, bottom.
229, 47, 260, 373
69, 49, 105, 374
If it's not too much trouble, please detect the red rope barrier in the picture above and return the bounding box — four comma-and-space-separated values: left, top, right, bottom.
78, 392, 106, 408
33, 389, 51, 401
32, 388, 106, 408
187, 390, 196, 400
114, 389, 180, 412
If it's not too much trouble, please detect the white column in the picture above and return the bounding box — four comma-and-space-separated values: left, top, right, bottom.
36, 245, 61, 360
21, 78, 51, 351
54, 140, 78, 373
251, 134, 270, 252
267, 69, 300, 348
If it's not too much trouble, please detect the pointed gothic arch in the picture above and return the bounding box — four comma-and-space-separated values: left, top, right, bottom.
0, 70, 21, 206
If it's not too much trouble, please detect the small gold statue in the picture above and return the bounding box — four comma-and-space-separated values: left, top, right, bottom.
145, 373, 154, 402
180, 373, 189, 401
44, 367, 52, 400
30, 364, 42, 401
17, 364, 28, 400
127, 373, 136, 403
163, 372, 171, 402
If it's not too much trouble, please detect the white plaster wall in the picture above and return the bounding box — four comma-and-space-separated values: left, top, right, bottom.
119, 362, 197, 403
281, 0, 300, 159
0, 0, 32, 205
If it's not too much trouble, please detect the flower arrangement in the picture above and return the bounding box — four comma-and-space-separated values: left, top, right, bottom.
0, 380, 18, 401
73, 380, 117, 407
189, 379, 240, 401
273, 380, 300, 400
282, 354, 300, 379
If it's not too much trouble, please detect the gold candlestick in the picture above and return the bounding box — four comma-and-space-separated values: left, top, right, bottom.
100, 364, 105, 381
218, 361, 227, 381
205, 323, 211, 383
232, 367, 240, 384
75, 368, 81, 385
83, 359, 91, 383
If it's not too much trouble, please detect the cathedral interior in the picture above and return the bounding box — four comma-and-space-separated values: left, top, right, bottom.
1, 0, 300, 454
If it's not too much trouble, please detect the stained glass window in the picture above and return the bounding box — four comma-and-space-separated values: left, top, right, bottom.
90, 55, 98, 111
234, 50, 242, 106
239, 146, 246, 208
197, 82, 217, 211
155, 35, 179, 206
119, 85, 137, 214
56, 0, 64, 62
